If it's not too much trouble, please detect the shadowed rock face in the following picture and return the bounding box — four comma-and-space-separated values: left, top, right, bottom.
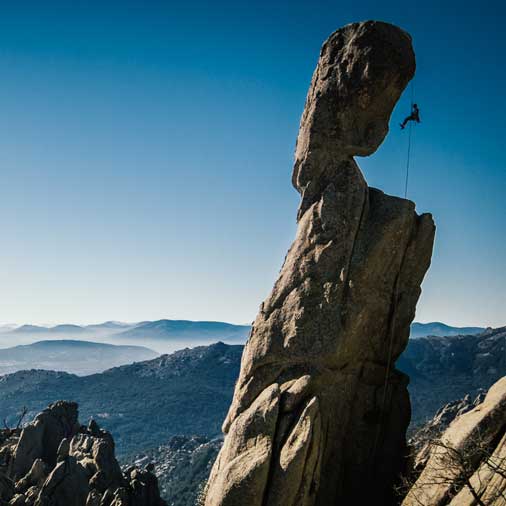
204, 20, 435, 506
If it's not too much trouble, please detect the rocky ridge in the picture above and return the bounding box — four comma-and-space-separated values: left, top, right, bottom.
0, 401, 165, 506
401, 326, 506, 427
123, 436, 222, 506
205, 20, 435, 506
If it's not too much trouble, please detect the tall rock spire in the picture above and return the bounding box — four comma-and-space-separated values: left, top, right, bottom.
205, 20, 435, 506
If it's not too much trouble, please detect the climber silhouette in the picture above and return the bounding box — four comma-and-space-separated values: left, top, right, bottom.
400, 103, 420, 129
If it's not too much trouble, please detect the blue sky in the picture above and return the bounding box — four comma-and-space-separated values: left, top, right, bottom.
0, 1, 504, 327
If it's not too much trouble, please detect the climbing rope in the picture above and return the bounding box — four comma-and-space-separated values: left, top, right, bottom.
404, 121, 413, 198
369, 79, 418, 475
370, 276, 400, 468
403, 80, 415, 199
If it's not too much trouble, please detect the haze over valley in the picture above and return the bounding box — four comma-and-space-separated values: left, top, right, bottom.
0, 319, 251, 356
0, 319, 487, 376
0, 324, 503, 505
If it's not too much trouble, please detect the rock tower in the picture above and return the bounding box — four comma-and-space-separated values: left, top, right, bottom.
205, 20, 435, 506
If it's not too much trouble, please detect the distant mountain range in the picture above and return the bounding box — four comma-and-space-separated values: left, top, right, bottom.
0, 319, 251, 353
12, 324, 88, 334
0, 340, 158, 376
111, 320, 251, 342
409, 321, 484, 338
1, 320, 250, 339
6, 321, 135, 337
0, 320, 485, 350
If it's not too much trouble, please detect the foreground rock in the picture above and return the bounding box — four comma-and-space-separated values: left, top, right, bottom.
0, 401, 165, 506
123, 435, 222, 506
403, 376, 506, 505
205, 20, 435, 506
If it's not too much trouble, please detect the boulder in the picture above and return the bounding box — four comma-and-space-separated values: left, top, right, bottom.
70, 431, 124, 493
403, 377, 506, 506
35, 457, 90, 506
15, 459, 48, 491
0, 402, 166, 506
11, 402, 79, 479
205, 20, 435, 506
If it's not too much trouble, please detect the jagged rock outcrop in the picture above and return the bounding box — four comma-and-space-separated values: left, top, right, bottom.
11, 401, 80, 480
403, 377, 506, 505
409, 392, 486, 473
0, 401, 166, 506
204, 20, 435, 506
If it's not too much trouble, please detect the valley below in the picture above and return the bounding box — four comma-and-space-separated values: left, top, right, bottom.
0, 322, 502, 505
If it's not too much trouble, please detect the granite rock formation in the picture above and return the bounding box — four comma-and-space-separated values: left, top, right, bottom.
204, 20, 435, 506
403, 377, 506, 505
0, 401, 165, 506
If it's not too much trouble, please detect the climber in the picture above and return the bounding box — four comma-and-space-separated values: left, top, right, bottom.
400, 103, 420, 129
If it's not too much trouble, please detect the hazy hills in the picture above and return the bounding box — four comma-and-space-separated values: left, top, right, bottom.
0, 340, 158, 376
0, 327, 503, 457
0, 319, 251, 353
0, 320, 485, 354
113, 319, 251, 342
399, 326, 506, 427
409, 321, 484, 339
2, 320, 483, 341
0, 342, 243, 456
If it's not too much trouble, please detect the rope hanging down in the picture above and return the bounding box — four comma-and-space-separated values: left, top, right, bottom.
403, 80, 416, 199
368, 79, 418, 474
371, 78, 418, 465
404, 121, 413, 198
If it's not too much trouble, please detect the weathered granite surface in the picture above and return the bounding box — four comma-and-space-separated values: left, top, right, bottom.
205, 20, 435, 506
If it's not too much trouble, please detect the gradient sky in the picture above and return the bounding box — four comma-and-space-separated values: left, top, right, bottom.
0, 1, 504, 327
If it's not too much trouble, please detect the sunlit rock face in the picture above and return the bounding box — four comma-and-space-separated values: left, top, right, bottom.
205, 20, 435, 506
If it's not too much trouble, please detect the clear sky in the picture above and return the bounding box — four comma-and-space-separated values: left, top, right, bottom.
0, 0, 504, 327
